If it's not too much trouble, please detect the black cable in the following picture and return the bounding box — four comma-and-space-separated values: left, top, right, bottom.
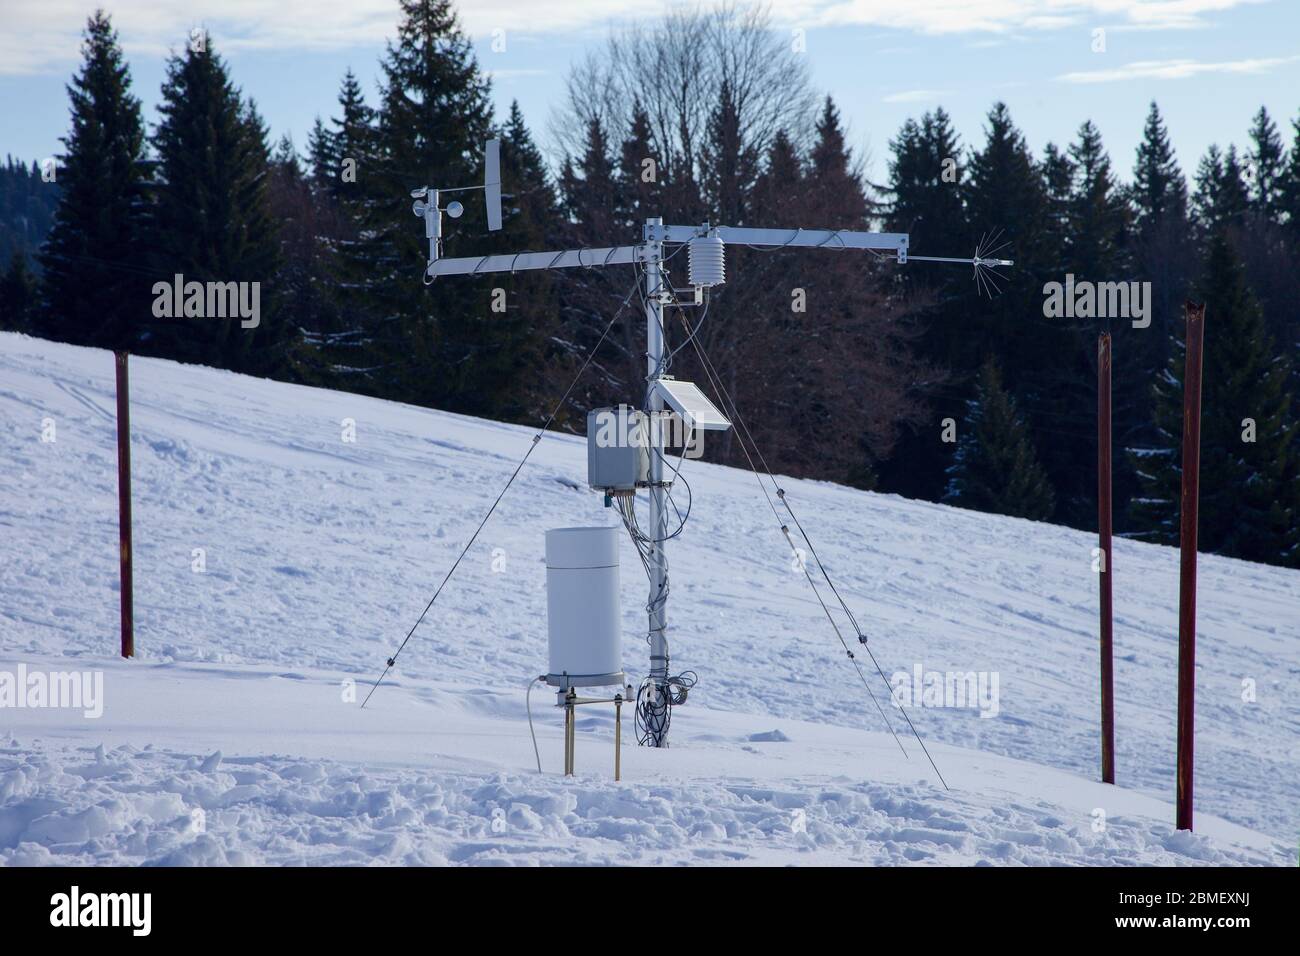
674, 315, 904, 750
666, 288, 710, 364
676, 307, 952, 788
629, 444, 692, 543
635, 670, 696, 745
718, 351, 950, 790
361, 269, 643, 707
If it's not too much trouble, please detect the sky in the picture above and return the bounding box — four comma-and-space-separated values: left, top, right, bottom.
2, 0, 1298, 188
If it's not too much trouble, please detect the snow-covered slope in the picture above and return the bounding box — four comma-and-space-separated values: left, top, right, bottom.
1, 333, 1296, 865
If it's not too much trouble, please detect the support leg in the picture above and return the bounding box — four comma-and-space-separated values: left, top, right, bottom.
564, 690, 576, 776
614, 695, 622, 781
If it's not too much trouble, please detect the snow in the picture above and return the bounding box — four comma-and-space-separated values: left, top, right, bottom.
1, 332, 1296, 866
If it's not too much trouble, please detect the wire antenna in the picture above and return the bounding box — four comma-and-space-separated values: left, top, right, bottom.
906, 227, 1014, 298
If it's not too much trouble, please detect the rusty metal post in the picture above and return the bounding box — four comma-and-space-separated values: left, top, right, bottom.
115, 351, 134, 659
1098, 333, 1115, 784
1177, 302, 1206, 831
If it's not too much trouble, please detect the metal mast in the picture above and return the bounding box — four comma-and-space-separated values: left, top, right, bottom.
642, 220, 670, 744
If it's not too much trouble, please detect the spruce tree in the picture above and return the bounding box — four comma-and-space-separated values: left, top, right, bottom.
1130, 102, 1187, 238
559, 118, 618, 235
1124, 102, 1195, 528
557, 116, 636, 406
876, 108, 970, 501
0, 252, 38, 332
1040, 142, 1075, 249
302, 71, 379, 387
1282, 112, 1300, 251
500, 100, 555, 235
617, 104, 662, 232
339, 0, 511, 413
964, 104, 1080, 523
492, 100, 561, 420
1246, 106, 1286, 224
1130, 233, 1299, 565
1129, 102, 1192, 351
749, 95, 929, 486
307, 117, 334, 188
1066, 120, 1130, 280
886, 108, 965, 246
1192, 144, 1249, 236
963, 102, 1055, 384
1276, 114, 1300, 370
944, 358, 1056, 521
148, 34, 284, 374
319, 69, 374, 204
1056, 120, 1137, 526
37, 10, 148, 349
1234, 107, 1296, 371
750, 129, 802, 225
272, 134, 302, 177
699, 79, 759, 227
0, 158, 60, 269
809, 96, 867, 226
266, 131, 345, 385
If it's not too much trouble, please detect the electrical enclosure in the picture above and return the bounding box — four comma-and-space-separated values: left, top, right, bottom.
587, 406, 649, 492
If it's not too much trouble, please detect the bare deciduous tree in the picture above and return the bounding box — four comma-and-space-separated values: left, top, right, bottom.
552, 3, 817, 192
546, 3, 939, 483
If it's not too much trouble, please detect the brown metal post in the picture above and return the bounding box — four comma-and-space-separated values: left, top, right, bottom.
1098, 333, 1115, 784
1177, 302, 1206, 831
115, 351, 134, 659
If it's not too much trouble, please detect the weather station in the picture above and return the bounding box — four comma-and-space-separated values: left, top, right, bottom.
368, 138, 1011, 782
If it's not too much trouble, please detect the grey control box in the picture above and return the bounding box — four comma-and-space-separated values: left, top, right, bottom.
587, 406, 649, 492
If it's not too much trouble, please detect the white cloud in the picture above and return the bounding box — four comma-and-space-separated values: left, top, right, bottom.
0, 2, 391, 75
1057, 54, 1299, 82
0, 1, 663, 75
881, 88, 953, 103
0, 0, 1274, 75
800, 0, 1268, 34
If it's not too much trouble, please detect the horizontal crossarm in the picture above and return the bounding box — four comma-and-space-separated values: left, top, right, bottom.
428, 245, 645, 278
643, 222, 909, 258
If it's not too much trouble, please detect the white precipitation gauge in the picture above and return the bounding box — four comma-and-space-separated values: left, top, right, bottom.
544, 527, 623, 689
410, 140, 1014, 749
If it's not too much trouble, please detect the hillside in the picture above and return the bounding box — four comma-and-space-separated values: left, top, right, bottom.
1, 333, 1295, 865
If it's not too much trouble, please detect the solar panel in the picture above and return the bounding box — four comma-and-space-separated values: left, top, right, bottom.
652, 379, 732, 431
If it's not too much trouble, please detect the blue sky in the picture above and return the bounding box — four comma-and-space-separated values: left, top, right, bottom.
3, 1, 1298, 187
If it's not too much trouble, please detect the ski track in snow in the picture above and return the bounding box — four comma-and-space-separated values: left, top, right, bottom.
0, 333, 1296, 866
